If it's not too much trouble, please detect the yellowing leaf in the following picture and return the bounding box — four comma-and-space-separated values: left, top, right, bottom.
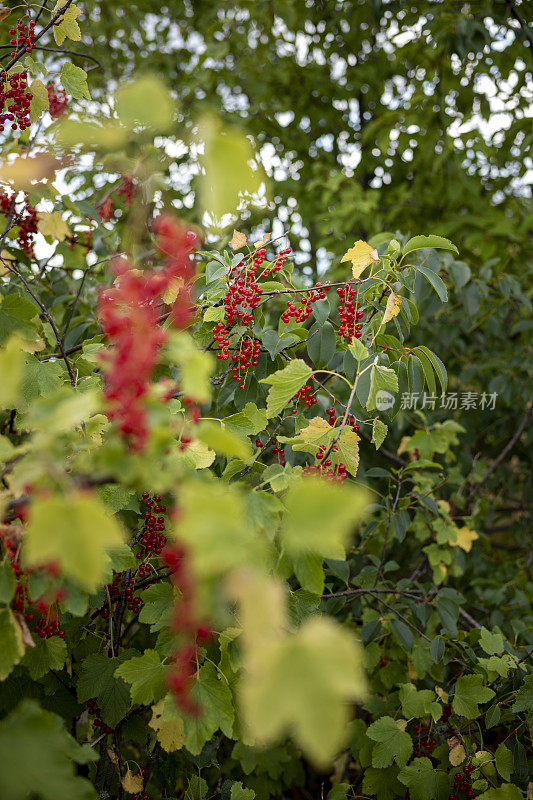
341, 240, 379, 279
230, 229, 247, 250
455, 525, 479, 553
280, 477, 368, 559
37, 211, 70, 242
0, 155, 60, 189
161, 275, 184, 305
230, 571, 367, 766
29, 79, 49, 122
53, 1, 82, 46
253, 233, 270, 248
24, 492, 124, 592
383, 292, 402, 324
149, 699, 185, 752
0, 608, 25, 679
448, 741, 466, 766
0, 337, 25, 407
121, 769, 143, 794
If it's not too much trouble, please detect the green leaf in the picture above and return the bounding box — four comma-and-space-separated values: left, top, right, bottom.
403, 235, 458, 256
52, 1, 82, 46
415, 263, 448, 302
239, 613, 367, 767
399, 684, 442, 720
224, 403, 268, 436
60, 62, 90, 100
138, 583, 174, 632
280, 477, 368, 559
512, 675, 533, 713
348, 338, 369, 361
307, 321, 336, 367
367, 716, 413, 767
0, 560, 16, 603
390, 619, 414, 652
165, 331, 214, 404
292, 552, 324, 594
362, 766, 404, 800
24, 492, 124, 592
366, 363, 399, 412
77, 651, 134, 728
164, 663, 234, 754
327, 785, 349, 800
230, 783, 255, 800
196, 420, 253, 461
335, 427, 360, 477
414, 346, 447, 392
0, 700, 97, 800
115, 650, 168, 706
261, 359, 312, 418
174, 481, 267, 578
452, 675, 495, 718
398, 757, 449, 800
495, 743, 514, 781
0, 337, 25, 407
184, 775, 208, 800
29, 78, 49, 122
0, 608, 25, 679
371, 418, 388, 450
115, 75, 175, 132
477, 786, 523, 800
198, 113, 265, 221
479, 627, 505, 656
22, 636, 67, 680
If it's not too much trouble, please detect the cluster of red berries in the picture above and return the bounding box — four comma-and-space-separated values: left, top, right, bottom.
337, 284, 364, 341
98, 196, 114, 221
326, 407, 337, 425
98, 215, 198, 449
303, 461, 347, 484
377, 654, 389, 669
98, 176, 138, 222
161, 543, 212, 715
0, 70, 32, 132
223, 272, 263, 326
2, 528, 65, 639
47, 84, 67, 118
8, 17, 36, 58
280, 282, 329, 324
290, 382, 317, 414
412, 721, 436, 758
117, 174, 138, 205
347, 414, 360, 434
137, 492, 168, 559
0, 191, 38, 255
87, 699, 114, 736
211, 244, 292, 365
271, 436, 286, 465
451, 764, 476, 799
230, 337, 261, 388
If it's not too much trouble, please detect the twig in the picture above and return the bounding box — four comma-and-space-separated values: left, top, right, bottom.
467, 405, 532, 507
373, 478, 402, 586
1, 0, 77, 73
1, 258, 76, 385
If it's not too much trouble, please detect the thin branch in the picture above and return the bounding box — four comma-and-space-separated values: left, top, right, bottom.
1, 258, 76, 385
373, 478, 402, 587
467, 404, 532, 507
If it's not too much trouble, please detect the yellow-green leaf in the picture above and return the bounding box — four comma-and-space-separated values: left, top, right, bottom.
24, 492, 124, 592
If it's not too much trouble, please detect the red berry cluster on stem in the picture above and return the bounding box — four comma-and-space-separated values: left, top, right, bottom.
161, 541, 212, 715
0, 191, 38, 255
8, 17, 35, 58
98, 215, 198, 449
0, 70, 32, 132
280, 282, 328, 324
336, 283, 364, 341
47, 83, 67, 118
